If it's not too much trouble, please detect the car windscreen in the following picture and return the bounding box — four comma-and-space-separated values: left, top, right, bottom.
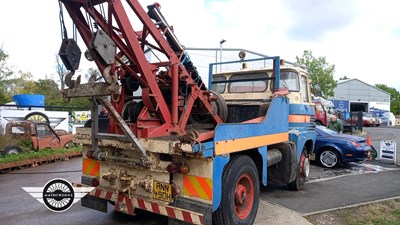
316, 125, 338, 135
279, 71, 299, 91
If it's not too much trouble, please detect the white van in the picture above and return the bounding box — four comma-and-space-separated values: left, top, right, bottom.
382, 112, 396, 126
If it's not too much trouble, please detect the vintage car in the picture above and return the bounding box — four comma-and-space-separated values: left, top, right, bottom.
2, 121, 74, 155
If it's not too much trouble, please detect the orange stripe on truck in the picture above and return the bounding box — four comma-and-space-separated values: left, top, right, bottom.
82, 158, 100, 176
215, 132, 288, 155
288, 115, 310, 123
183, 175, 212, 201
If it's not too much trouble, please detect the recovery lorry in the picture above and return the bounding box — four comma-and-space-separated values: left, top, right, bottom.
57, 1, 316, 224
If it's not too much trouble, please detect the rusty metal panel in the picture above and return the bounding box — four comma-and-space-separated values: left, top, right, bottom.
63, 83, 120, 98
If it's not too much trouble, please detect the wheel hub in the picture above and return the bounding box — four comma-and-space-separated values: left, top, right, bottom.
234, 173, 254, 220
321, 151, 337, 167
235, 184, 247, 205
304, 158, 310, 177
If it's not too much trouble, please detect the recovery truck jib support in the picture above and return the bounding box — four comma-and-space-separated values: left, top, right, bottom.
57, 1, 316, 224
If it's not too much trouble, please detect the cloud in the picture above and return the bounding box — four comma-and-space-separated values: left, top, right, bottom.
284, 0, 356, 41
0, 0, 399, 92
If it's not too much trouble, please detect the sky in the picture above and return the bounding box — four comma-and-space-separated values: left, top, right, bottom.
0, 0, 399, 92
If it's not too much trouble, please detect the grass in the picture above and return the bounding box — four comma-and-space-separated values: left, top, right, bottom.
0, 146, 82, 164
306, 199, 400, 225
0, 133, 31, 152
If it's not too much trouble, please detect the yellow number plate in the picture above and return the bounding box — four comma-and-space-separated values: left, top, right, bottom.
153, 180, 172, 202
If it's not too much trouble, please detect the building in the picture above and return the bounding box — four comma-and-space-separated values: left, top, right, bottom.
330, 78, 391, 114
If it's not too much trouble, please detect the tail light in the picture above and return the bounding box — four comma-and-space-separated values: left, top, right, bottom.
180, 164, 190, 174
167, 163, 180, 173
351, 142, 361, 148
86, 150, 95, 159
167, 162, 190, 174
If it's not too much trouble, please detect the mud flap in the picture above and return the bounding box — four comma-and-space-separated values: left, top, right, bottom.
80, 176, 108, 213
267, 142, 298, 184
168, 198, 212, 225
81, 195, 108, 213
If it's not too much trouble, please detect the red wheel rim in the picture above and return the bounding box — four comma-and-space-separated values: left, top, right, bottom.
300, 152, 306, 176
234, 173, 254, 219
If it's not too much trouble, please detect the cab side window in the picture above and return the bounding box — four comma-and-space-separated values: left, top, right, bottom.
300, 75, 309, 102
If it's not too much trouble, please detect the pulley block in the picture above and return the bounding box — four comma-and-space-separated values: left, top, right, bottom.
59, 38, 81, 71
90, 30, 116, 65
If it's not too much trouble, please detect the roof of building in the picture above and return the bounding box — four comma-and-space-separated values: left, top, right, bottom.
336, 78, 390, 95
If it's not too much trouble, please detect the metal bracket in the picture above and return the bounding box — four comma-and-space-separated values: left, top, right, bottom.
98, 98, 152, 166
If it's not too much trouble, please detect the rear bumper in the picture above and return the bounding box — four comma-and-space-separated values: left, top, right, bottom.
73, 183, 204, 225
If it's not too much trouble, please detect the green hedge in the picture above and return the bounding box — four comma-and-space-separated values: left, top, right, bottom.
0, 146, 82, 164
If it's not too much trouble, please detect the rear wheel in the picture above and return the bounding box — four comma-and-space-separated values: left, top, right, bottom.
3, 145, 23, 155
318, 149, 340, 168
213, 155, 259, 225
64, 140, 75, 149
351, 126, 356, 133
287, 147, 309, 190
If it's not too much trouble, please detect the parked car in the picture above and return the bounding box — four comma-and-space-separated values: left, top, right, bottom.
338, 118, 357, 133
1, 120, 74, 155
363, 112, 381, 126
344, 112, 378, 127
312, 126, 372, 168
337, 112, 358, 133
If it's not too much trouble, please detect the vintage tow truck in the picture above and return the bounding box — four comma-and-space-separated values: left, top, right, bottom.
57, 0, 316, 224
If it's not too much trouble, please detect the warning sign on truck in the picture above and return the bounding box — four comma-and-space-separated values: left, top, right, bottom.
379, 140, 397, 164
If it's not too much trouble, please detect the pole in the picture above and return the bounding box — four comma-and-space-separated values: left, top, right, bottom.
219, 39, 226, 72
215, 50, 218, 73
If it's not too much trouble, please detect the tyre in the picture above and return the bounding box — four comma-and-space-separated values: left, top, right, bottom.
24, 112, 50, 124
351, 126, 356, 133
288, 147, 309, 191
318, 148, 340, 168
3, 145, 23, 155
213, 155, 259, 225
189, 90, 228, 124
64, 140, 75, 149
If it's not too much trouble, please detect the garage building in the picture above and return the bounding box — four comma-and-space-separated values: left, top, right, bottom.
330, 78, 391, 114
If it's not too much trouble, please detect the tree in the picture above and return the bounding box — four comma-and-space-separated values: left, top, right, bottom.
339, 76, 350, 80
375, 84, 400, 115
86, 67, 101, 82
0, 47, 13, 103
296, 50, 337, 98
55, 55, 67, 91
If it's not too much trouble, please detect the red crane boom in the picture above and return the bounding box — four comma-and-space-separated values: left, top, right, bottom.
58, 0, 226, 138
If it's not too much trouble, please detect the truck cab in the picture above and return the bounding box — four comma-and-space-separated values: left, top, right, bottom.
313, 97, 337, 126
211, 58, 316, 190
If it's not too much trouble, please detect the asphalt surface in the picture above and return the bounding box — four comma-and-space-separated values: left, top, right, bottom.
262, 126, 400, 214
263, 164, 400, 214
0, 158, 164, 225
0, 126, 398, 224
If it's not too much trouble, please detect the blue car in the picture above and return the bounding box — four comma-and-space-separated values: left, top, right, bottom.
313, 126, 372, 168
